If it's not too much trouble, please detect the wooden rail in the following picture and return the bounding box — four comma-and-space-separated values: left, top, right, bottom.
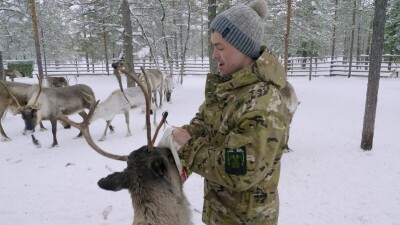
3, 56, 399, 78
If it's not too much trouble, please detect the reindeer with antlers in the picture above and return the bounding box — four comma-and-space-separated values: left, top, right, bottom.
57, 65, 192, 225
18, 82, 96, 148
0, 81, 60, 141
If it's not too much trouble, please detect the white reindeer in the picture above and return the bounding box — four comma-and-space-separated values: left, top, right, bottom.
163, 76, 174, 103
91, 86, 157, 141
140, 69, 167, 108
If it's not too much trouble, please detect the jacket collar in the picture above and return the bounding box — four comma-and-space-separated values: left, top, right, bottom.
213, 47, 287, 95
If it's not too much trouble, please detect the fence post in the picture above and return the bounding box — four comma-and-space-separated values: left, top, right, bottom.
75, 58, 79, 77
0, 51, 4, 81
309, 56, 312, 81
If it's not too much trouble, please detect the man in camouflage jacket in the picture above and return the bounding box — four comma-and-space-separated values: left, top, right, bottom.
169, 0, 291, 224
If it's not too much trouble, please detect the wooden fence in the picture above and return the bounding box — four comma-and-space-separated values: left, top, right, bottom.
3, 56, 399, 78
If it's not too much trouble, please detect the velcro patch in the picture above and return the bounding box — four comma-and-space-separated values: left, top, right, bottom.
225, 147, 246, 175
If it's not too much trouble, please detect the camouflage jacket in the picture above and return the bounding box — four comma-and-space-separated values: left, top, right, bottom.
181, 48, 291, 225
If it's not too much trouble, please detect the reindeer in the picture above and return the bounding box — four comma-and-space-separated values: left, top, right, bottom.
0, 81, 56, 141
280, 81, 299, 152
137, 69, 168, 109
91, 86, 157, 141
163, 75, 174, 103
57, 65, 192, 225
43, 76, 69, 88
112, 60, 173, 108
19, 84, 96, 148
5, 69, 23, 81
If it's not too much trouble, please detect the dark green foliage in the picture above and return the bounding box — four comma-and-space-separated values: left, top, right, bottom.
384, 0, 400, 60
7, 60, 34, 78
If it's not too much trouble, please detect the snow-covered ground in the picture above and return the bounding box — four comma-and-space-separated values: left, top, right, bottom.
0, 75, 399, 225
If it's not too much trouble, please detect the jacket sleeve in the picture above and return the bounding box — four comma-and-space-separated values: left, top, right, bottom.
181, 101, 207, 139
181, 109, 289, 192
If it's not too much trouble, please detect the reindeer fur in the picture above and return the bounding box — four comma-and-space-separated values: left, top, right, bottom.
20, 84, 95, 147
98, 146, 192, 225
91, 86, 157, 141
280, 81, 299, 152
43, 76, 69, 88
140, 69, 167, 108
0, 81, 43, 141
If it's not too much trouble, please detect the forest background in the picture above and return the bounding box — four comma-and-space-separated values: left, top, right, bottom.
0, 0, 399, 72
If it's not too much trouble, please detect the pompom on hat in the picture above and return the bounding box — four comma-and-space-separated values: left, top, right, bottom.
211, 0, 269, 59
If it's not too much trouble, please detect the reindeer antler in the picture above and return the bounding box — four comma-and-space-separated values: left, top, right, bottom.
57, 63, 165, 161
0, 81, 22, 109
57, 101, 129, 161
117, 66, 153, 151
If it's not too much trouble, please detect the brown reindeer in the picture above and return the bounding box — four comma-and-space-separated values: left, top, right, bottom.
0, 81, 64, 141
18, 83, 96, 148
57, 65, 192, 225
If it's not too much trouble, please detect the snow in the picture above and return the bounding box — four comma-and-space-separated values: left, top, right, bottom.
0, 75, 399, 225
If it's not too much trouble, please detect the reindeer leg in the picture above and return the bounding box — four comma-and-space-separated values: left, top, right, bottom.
58, 118, 71, 129
0, 112, 11, 141
0, 124, 11, 142
153, 90, 159, 108
31, 135, 41, 148
158, 90, 162, 108
0, 109, 11, 141
49, 119, 58, 148
39, 121, 47, 131
99, 120, 112, 142
124, 111, 132, 137
109, 124, 115, 133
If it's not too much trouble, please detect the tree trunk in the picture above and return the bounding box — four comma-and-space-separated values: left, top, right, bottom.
40, 26, 48, 77
179, 1, 191, 84
330, 0, 338, 76
208, 0, 217, 74
361, 0, 388, 151
201, 7, 204, 62
121, 0, 135, 87
172, 0, 179, 69
0, 51, 4, 81
158, 0, 174, 76
343, 30, 348, 63
29, 0, 44, 80
102, 20, 110, 76
348, 0, 357, 78
284, 0, 292, 72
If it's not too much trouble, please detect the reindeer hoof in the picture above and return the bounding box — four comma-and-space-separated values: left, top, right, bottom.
49, 144, 59, 148
98, 136, 107, 141
1, 137, 12, 142
284, 148, 292, 153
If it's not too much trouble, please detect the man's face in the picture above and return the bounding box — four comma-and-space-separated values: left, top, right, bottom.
211, 31, 254, 77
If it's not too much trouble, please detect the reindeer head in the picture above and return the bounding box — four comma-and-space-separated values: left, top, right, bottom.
20, 104, 41, 132
98, 145, 181, 193
20, 83, 42, 133
56, 65, 177, 223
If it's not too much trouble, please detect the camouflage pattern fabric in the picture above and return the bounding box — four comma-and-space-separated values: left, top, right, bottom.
181, 47, 291, 225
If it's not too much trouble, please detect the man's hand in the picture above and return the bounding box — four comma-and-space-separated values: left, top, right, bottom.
172, 127, 191, 147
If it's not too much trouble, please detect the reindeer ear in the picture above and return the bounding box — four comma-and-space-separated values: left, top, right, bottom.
98, 172, 129, 191
150, 157, 168, 177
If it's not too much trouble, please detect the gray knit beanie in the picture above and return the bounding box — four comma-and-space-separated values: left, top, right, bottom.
211, 0, 269, 59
